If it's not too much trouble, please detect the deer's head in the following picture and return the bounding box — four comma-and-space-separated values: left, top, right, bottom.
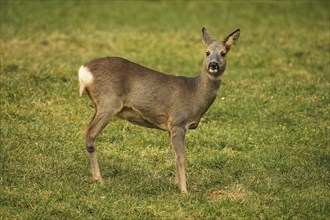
202, 27, 240, 78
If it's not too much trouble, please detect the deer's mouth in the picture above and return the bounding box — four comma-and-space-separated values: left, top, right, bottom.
208, 68, 218, 74
208, 61, 220, 73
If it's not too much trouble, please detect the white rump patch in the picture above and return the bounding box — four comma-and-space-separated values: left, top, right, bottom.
78, 65, 94, 96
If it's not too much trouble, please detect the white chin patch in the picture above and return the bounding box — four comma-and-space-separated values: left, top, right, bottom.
208, 69, 218, 74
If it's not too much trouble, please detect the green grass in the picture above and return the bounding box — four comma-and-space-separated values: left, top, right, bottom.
1, 1, 329, 219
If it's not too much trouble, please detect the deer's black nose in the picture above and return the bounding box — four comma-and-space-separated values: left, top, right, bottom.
208, 62, 219, 70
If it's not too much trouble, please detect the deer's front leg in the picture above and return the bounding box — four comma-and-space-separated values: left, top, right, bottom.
170, 126, 187, 193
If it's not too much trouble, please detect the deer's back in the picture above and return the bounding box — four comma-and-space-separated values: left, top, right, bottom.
85, 57, 191, 93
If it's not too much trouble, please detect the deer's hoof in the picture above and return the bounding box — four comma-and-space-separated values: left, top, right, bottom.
93, 176, 104, 185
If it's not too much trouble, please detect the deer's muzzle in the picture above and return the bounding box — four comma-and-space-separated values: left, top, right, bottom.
208, 61, 220, 73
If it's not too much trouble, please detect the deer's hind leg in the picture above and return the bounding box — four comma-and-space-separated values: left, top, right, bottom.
85, 96, 123, 184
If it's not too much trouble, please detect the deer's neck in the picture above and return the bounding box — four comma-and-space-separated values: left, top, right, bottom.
192, 72, 222, 113
196, 72, 221, 96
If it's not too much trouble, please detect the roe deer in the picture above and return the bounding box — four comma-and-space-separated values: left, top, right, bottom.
79, 27, 240, 193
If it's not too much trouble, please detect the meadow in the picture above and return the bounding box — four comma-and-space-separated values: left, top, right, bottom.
1, 1, 329, 219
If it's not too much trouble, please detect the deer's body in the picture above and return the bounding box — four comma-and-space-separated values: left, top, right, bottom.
79, 28, 240, 193
80, 57, 220, 131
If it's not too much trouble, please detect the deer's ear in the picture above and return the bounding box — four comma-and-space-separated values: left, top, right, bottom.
202, 27, 216, 46
223, 29, 240, 52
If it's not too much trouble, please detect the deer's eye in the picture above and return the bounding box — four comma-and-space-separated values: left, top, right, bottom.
220, 51, 226, 57
205, 51, 210, 57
